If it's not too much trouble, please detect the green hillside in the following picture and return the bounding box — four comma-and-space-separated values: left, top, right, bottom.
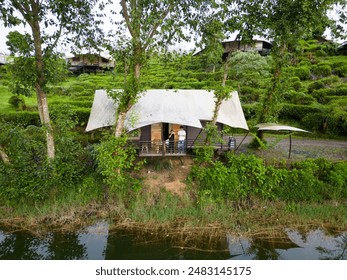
0, 39, 346, 137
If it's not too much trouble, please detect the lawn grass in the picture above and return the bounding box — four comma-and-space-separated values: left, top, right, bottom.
0, 85, 15, 113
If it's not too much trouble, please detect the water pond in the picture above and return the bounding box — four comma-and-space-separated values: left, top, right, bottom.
0, 222, 346, 260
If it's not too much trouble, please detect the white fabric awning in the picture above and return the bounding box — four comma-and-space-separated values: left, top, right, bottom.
255, 123, 310, 133
86, 89, 249, 132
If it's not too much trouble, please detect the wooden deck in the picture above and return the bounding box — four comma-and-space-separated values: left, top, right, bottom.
130, 136, 239, 157
138, 152, 187, 157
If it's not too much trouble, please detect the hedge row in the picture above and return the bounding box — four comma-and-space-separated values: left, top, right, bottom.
0, 107, 91, 127
279, 103, 347, 135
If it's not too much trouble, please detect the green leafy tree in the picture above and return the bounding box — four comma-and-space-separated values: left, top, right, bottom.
193, 1, 261, 146
228, 51, 271, 90
234, 0, 347, 140
108, 0, 212, 136
194, 6, 236, 146
0, 0, 104, 159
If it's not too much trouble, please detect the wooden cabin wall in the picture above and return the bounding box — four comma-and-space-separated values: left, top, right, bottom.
151, 123, 162, 142
140, 125, 151, 142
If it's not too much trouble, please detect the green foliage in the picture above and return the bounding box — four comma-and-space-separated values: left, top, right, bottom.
333, 65, 347, 77
228, 51, 271, 86
8, 95, 26, 110
193, 146, 215, 165
279, 104, 325, 122
0, 111, 90, 203
287, 66, 311, 80
146, 158, 173, 172
311, 64, 332, 78
284, 91, 315, 105
94, 134, 144, 193
190, 155, 347, 205
307, 80, 326, 94
0, 111, 40, 126
6, 31, 34, 55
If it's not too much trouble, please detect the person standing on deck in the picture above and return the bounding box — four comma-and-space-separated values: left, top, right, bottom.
177, 126, 186, 153
168, 129, 175, 153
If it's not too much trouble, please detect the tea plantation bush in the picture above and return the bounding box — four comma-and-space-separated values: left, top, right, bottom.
311, 64, 332, 77
279, 104, 325, 122
287, 66, 311, 80
0, 111, 40, 126
190, 155, 347, 204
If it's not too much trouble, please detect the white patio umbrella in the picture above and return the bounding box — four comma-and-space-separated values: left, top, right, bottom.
255, 123, 310, 159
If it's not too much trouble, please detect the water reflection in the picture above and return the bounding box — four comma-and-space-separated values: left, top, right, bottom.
228, 229, 347, 260
0, 222, 108, 260
0, 222, 346, 260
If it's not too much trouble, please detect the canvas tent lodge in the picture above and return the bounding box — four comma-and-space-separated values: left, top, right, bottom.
86, 89, 249, 156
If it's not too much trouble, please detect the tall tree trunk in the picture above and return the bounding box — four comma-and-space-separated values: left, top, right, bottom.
31, 19, 55, 159
256, 43, 287, 140
205, 64, 229, 145
114, 47, 141, 137
114, 111, 127, 137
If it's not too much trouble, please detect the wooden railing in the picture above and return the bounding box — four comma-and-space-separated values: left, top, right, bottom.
129, 137, 235, 156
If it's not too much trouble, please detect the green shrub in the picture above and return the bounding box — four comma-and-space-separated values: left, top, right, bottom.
242, 103, 259, 119
284, 91, 315, 105
333, 65, 347, 77
193, 161, 242, 202
70, 108, 91, 126
0, 115, 89, 203
191, 154, 347, 204
240, 86, 261, 102
326, 161, 347, 199
8, 95, 26, 110
292, 66, 311, 80
307, 80, 326, 93
226, 154, 269, 198
51, 100, 92, 109
279, 104, 325, 121
69, 85, 86, 95
0, 111, 40, 126
311, 88, 331, 104
94, 134, 144, 193
301, 112, 327, 132
292, 81, 303, 91
311, 86, 347, 103
335, 85, 347, 96
312, 64, 332, 77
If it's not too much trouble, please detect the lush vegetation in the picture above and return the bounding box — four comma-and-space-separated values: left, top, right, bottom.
191, 153, 347, 204
0, 39, 347, 235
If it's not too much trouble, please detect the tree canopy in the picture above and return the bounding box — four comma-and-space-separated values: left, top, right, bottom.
0, 0, 105, 158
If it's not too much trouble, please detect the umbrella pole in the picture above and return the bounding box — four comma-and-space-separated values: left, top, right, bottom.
288, 134, 292, 159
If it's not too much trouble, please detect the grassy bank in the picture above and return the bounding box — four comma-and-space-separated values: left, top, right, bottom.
1, 175, 346, 243
1, 138, 347, 243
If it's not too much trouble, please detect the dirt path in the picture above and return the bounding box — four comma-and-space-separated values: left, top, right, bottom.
139, 157, 194, 196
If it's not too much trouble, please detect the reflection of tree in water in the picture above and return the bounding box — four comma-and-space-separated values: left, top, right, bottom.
46, 232, 87, 260
317, 233, 347, 260
0, 230, 87, 260
228, 234, 299, 260
0, 231, 49, 260
246, 237, 298, 260
286, 229, 347, 260
246, 244, 281, 260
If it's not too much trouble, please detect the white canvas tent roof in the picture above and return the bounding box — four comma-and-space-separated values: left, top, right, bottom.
85, 89, 249, 132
